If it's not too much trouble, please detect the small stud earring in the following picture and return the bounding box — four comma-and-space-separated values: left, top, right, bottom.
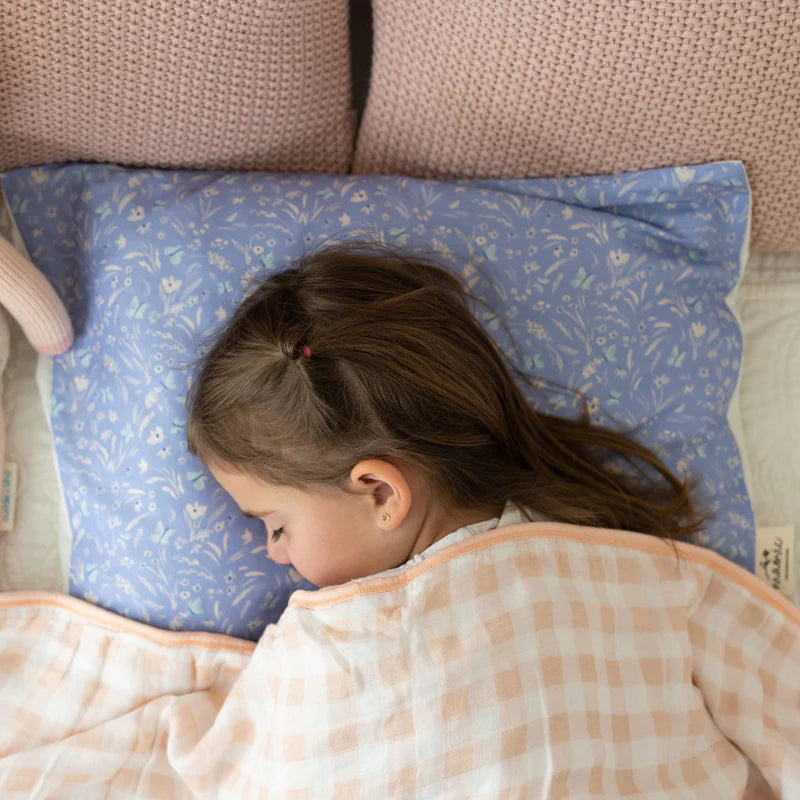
381, 512, 390, 523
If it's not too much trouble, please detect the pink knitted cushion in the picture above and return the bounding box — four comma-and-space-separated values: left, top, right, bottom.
0, 0, 354, 173
354, 1, 800, 251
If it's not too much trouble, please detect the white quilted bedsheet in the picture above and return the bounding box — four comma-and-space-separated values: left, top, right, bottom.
1, 251, 799, 609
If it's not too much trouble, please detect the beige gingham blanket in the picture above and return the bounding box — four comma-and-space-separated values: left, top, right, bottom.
1, 521, 798, 798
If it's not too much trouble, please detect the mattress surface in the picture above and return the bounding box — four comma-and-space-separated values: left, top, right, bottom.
0, 314, 69, 592
736, 251, 800, 605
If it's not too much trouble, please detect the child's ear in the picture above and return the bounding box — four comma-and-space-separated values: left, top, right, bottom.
349, 458, 413, 528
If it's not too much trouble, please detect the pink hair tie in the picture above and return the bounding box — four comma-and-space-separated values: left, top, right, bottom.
298, 343, 312, 360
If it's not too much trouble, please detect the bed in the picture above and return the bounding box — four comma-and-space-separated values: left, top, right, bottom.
0, 1, 798, 796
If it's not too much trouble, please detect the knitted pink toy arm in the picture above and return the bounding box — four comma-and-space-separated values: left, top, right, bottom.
0, 236, 73, 355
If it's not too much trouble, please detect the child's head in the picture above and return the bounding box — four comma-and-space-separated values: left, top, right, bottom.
203, 452, 501, 588
188, 240, 710, 585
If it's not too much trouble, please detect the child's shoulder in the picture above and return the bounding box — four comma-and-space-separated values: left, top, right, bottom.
290, 515, 798, 637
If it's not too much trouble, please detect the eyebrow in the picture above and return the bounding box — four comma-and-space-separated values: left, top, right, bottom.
242, 509, 275, 518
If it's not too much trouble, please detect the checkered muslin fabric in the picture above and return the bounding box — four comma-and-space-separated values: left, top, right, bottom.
1, 521, 798, 797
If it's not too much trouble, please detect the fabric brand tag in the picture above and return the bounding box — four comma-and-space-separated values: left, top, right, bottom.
755, 525, 796, 599
0, 462, 17, 532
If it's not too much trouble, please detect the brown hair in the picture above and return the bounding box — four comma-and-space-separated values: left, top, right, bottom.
187, 240, 712, 561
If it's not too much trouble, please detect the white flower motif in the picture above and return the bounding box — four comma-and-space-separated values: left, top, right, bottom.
147, 426, 164, 445
609, 249, 630, 267
186, 502, 207, 520
161, 276, 182, 294
215, 306, 227, 321
73, 376, 89, 392
691, 321, 707, 338
103, 354, 119, 373
675, 167, 696, 182
339, 213, 351, 226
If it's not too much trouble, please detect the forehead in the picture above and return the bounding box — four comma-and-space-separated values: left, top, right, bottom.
207, 463, 343, 514
208, 464, 285, 508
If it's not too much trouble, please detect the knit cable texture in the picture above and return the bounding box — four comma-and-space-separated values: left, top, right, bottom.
0, 0, 355, 173
354, 0, 800, 251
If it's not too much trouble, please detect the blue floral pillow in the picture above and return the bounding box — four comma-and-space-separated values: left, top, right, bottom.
0, 161, 752, 640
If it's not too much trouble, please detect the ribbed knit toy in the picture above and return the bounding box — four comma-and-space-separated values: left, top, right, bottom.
0, 235, 73, 476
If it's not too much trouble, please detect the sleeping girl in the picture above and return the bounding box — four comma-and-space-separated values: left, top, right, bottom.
187, 239, 706, 588
175, 238, 799, 796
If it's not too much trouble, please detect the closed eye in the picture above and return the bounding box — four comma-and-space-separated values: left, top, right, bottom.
270, 527, 284, 543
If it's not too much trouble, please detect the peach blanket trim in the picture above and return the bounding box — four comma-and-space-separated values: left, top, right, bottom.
1, 521, 798, 798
